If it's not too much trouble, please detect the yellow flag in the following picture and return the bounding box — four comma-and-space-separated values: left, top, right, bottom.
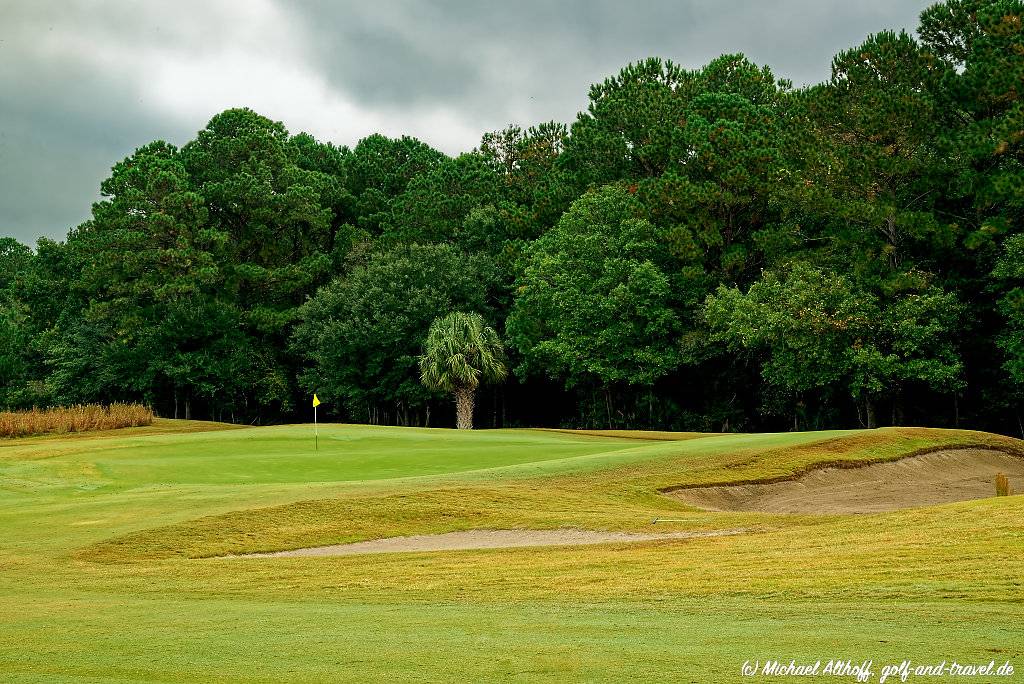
312, 394, 321, 407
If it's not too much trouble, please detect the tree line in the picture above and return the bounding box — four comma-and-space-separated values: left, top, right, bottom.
1, 0, 1022, 434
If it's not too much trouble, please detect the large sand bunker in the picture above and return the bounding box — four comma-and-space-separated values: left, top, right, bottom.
670, 448, 1024, 514
239, 528, 744, 558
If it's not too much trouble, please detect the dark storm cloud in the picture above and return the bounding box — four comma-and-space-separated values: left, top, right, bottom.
0, 2, 221, 244
0, 45, 184, 244
1, 0, 931, 244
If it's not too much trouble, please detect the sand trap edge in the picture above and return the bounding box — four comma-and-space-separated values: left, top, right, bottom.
658, 444, 1021, 494
667, 448, 1024, 514
226, 528, 748, 558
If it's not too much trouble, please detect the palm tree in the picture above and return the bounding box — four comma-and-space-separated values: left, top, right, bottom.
419, 312, 507, 429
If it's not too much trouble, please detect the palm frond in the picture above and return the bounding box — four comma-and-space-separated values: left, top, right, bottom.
419, 312, 507, 392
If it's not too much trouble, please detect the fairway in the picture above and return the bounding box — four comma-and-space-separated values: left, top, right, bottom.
2, 421, 1023, 682
5, 0, 1024, 680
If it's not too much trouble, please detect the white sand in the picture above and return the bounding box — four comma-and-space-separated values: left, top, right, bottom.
238, 527, 745, 558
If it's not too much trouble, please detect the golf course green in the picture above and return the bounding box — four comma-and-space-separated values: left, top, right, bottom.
1, 420, 1022, 682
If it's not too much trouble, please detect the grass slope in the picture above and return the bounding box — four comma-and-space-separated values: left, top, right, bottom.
1, 422, 1022, 682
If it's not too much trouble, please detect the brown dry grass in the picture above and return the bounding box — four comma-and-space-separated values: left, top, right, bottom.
995, 472, 1011, 496
0, 403, 153, 438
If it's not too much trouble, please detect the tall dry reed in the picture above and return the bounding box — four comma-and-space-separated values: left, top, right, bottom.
995, 472, 1011, 497
0, 403, 153, 438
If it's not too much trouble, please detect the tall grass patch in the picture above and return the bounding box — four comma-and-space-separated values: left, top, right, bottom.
0, 403, 153, 438
995, 473, 1011, 497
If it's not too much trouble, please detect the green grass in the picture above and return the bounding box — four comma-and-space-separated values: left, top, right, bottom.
1, 420, 1022, 682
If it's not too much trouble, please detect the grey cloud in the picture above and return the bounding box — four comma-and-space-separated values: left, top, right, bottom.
295, 0, 930, 121
0, 30, 185, 245
1, 0, 932, 245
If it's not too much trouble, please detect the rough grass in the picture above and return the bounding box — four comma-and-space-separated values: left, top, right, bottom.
0, 403, 153, 438
3, 422, 1023, 682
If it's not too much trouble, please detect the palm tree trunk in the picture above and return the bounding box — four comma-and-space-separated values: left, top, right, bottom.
454, 387, 475, 430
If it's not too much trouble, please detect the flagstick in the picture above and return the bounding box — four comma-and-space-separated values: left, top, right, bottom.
314, 404, 318, 452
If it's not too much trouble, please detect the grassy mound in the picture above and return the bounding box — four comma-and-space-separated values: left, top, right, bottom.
80, 426, 1021, 560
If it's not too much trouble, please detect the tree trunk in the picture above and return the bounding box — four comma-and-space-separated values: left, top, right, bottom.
892, 393, 905, 426
454, 387, 475, 430
603, 387, 613, 430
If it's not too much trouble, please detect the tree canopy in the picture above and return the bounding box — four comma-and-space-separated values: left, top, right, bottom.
2, 0, 1022, 434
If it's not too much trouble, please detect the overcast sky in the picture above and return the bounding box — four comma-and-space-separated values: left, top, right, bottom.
1, 0, 932, 245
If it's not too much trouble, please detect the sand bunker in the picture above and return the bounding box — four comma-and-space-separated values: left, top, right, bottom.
239, 528, 744, 558
671, 448, 1024, 514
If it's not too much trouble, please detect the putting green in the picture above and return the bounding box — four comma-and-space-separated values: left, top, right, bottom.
2, 423, 657, 489
1, 420, 1022, 682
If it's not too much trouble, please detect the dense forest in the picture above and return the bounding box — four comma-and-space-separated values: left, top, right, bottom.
1, 0, 1022, 434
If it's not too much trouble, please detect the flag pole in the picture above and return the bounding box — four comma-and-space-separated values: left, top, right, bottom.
312, 394, 322, 451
